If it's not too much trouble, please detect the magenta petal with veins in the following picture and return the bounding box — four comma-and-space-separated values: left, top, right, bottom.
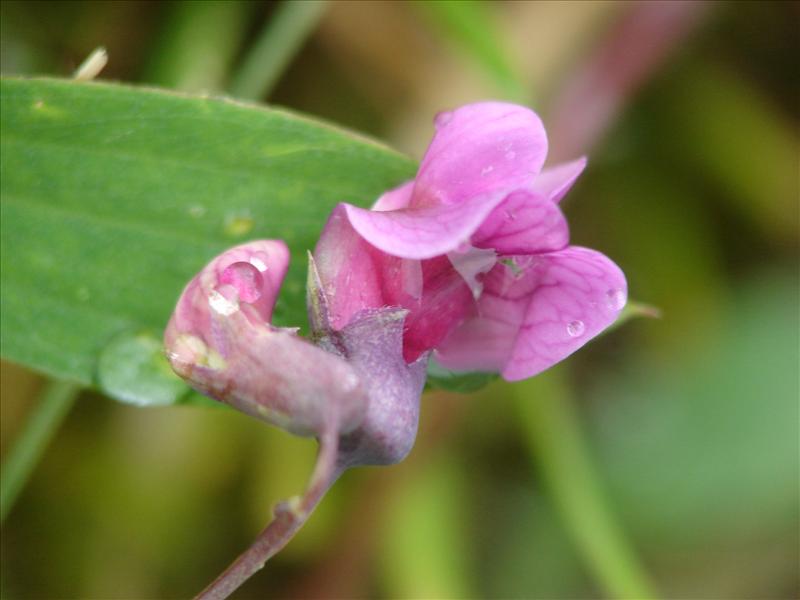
314, 101, 625, 381
435, 247, 627, 380
471, 189, 570, 255
342, 102, 548, 259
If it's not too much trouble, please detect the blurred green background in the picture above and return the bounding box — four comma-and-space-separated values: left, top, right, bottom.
1, 1, 797, 598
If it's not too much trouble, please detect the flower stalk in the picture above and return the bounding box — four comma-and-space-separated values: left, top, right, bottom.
196, 431, 343, 600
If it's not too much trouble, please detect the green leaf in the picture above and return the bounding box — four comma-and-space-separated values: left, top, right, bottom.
0, 77, 416, 390
426, 358, 497, 393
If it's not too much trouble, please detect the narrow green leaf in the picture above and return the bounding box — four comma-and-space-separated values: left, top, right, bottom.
426, 357, 497, 393
228, 0, 329, 101
509, 372, 658, 599
141, 0, 254, 92
414, 0, 526, 101
1, 379, 80, 521
0, 77, 416, 386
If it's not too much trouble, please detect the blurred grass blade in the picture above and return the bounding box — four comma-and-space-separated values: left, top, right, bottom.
662, 62, 798, 244
0, 77, 415, 395
141, 0, 254, 92
229, 0, 328, 101
545, 1, 709, 161
414, 0, 526, 101
508, 371, 658, 599
380, 455, 474, 598
0, 379, 80, 521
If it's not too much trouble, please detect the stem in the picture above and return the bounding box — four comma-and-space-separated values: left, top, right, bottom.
228, 0, 328, 101
0, 379, 81, 522
195, 429, 343, 600
510, 371, 657, 599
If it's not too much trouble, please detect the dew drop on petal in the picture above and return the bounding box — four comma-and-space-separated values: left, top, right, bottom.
605, 288, 626, 311
434, 111, 453, 128
249, 252, 270, 272
209, 289, 239, 315
220, 261, 263, 303
566, 320, 585, 337
481, 165, 494, 176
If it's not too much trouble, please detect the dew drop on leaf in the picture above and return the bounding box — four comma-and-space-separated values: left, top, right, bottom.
97, 329, 190, 406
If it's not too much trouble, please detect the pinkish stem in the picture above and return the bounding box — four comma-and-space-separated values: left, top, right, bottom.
195, 430, 343, 600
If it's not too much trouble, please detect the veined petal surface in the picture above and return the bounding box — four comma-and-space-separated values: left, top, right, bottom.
472, 190, 570, 255
436, 246, 627, 380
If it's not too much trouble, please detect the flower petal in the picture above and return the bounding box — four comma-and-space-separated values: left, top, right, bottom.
414, 102, 548, 207
168, 241, 289, 343
314, 205, 422, 329
435, 247, 627, 380
343, 191, 506, 259
402, 255, 475, 362
373, 180, 414, 211
532, 156, 587, 204
472, 189, 570, 255
343, 102, 548, 260
164, 241, 368, 437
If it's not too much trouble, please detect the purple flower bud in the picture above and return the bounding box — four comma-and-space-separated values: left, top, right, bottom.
164, 241, 368, 437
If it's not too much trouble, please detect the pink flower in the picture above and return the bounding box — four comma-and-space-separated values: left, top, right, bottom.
314, 101, 627, 380
164, 240, 427, 468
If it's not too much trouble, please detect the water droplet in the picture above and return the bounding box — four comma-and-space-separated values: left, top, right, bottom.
249, 252, 269, 272
220, 261, 263, 303
566, 320, 585, 337
223, 211, 254, 237
434, 111, 453, 128
188, 205, 206, 218
505, 150, 516, 160
481, 165, 494, 176
209, 289, 239, 315
343, 372, 360, 393
96, 330, 190, 407
605, 288, 626, 310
